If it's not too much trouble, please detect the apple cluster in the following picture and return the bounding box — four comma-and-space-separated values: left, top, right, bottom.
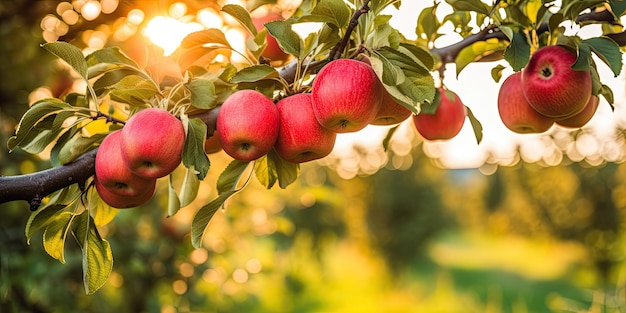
498, 45, 597, 134
94, 108, 185, 208
214, 58, 438, 163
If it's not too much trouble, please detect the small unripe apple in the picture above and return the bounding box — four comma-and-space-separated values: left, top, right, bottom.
204, 131, 223, 154
521, 45, 592, 118
217, 90, 280, 161
252, 12, 289, 62
275, 93, 337, 163
120, 108, 185, 178
311, 59, 383, 133
413, 88, 466, 141
556, 95, 600, 128
95, 130, 156, 208
498, 72, 554, 134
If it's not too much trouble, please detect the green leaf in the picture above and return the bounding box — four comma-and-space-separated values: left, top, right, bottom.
254, 154, 278, 189
247, 0, 278, 13
168, 177, 181, 217
72, 211, 113, 295
572, 42, 592, 71
191, 190, 237, 248
503, 31, 530, 72
370, 51, 405, 86
371, 47, 436, 113
26, 203, 70, 243
108, 75, 159, 106
88, 186, 117, 227
304, 0, 350, 28
610, 0, 626, 17
268, 149, 300, 188
230, 64, 280, 83
382, 125, 400, 152
42, 42, 88, 80
445, 0, 490, 15
491, 64, 506, 82
222, 4, 257, 37
86, 47, 139, 68
43, 212, 74, 263
181, 28, 233, 49
561, 0, 605, 21
50, 125, 80, 167
416, 4, 440, 43
598, 84, 614, 109
525, 0, 543, 24
264, 20, 301, 56
8, 99, 73, 151
182, 118, 211, 180
186, 78, 218, 109
180, 166, 201, 208
584, 37, 622, 77
455, 39, 508, 76
465, 106, 483, 145
217, 160, 251, 194
58, 133, 106, 165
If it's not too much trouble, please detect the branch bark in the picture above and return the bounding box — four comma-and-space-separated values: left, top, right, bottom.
0, 149, 97, 209
1, 4, 623, 208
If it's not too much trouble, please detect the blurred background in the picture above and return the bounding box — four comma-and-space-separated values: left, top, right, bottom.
2, 1, 626, 312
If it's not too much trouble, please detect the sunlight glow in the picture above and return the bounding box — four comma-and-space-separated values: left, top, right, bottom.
143, 16, 202, 55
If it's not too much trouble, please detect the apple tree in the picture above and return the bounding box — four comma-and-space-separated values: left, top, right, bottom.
1, 0, 625, 294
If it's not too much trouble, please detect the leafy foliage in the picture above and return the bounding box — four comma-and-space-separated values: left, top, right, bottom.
5, 0, 626, 295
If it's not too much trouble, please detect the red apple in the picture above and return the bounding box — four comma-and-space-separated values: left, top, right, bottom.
370, 89, 413, 125
252, 13, 289, 62
95, 130, 156, 208
498, 72, 554, 134
204, 131, 223, 154
556, 95, 600, 128
413, 88, 466, 141
311, 59, 384, 133
217, 90, 280, 161
521, 45, 592, 118
275, 93, 337, 163
95, 178, 156, 209
120, 108, 185, 178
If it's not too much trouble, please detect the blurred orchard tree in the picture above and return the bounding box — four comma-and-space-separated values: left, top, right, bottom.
2, 0, 626, 312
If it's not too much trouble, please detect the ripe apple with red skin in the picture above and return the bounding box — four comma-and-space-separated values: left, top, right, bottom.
498, 72, 554, 134
556, 95, 600, 128
204, 131, 223, 154
521, 45, 592, 118
252, 12, 289, 62
311, 59, 383, 133
371, 89, 413, 125
413, 88, 466, 141
95, 178, 156, 209
95, 130, 156, 208
217, 90, 280, 161
120, 108, 185, 178
275, 93, 337, 163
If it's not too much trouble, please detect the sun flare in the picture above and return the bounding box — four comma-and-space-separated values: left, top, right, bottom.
143, 16, 202, 55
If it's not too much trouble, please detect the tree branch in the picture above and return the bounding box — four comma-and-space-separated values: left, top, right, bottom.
0, 149, 97, 209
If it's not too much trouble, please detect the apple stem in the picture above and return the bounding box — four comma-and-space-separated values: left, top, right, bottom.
328, 0, 371, 61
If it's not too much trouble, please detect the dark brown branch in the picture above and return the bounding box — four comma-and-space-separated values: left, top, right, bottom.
0, 149, 97, 209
